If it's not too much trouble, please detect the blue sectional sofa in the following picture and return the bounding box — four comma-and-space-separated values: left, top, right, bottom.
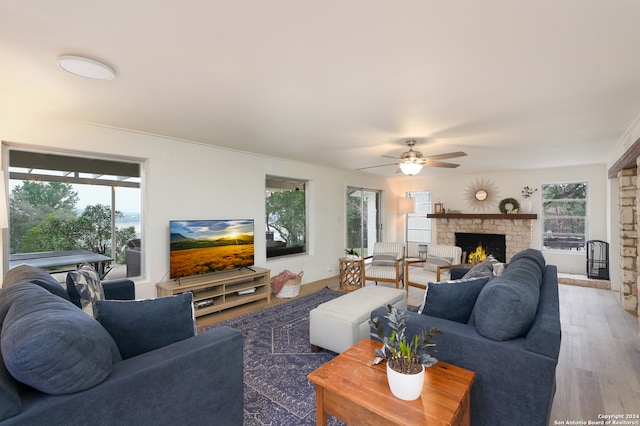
371, 249, 561, 426
0, 265, 243, 425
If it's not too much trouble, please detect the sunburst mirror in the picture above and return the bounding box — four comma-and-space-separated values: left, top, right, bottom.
465, 178, 499, 211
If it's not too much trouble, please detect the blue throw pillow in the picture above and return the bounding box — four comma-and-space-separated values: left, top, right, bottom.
418, 276, 490, 323
95, 292, 196, 359
0, 282, 121, 395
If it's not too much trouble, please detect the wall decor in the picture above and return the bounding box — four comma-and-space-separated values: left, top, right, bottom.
465, 178, 499, 211
499, 197, 520, 214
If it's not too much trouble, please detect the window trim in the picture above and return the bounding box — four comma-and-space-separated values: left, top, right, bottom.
541, 181, 588, 253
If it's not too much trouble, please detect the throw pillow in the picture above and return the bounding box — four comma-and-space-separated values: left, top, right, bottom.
95, 292, 196, 360
418, 276, 490, 323
371, 253, 397, 267
66, 264, 105, 317
0, 282, 121, 395
3, 264, 69, 300
462, 259, 493, 279
423, 255, 453, 272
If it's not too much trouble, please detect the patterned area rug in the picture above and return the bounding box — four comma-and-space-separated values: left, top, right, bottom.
201, 286, 346, 425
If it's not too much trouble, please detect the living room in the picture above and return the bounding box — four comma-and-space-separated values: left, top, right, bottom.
1, 2, 640, 425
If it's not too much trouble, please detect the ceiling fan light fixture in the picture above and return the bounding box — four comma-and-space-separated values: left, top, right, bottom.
57, 55, 115, 81
399, 162, 423, 175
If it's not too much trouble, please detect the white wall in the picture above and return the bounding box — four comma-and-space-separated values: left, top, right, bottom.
0, 111, 388, 298
387, 164, 609, 275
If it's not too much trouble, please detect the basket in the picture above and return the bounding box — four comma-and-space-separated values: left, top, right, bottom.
274, 271, 304, 298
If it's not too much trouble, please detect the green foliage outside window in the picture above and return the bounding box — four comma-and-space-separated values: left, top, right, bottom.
265, 189, 305, 247
542, 182, 587, 250
9, 181, 136, 263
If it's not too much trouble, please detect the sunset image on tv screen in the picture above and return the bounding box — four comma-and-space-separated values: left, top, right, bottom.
170, 219, 254, 279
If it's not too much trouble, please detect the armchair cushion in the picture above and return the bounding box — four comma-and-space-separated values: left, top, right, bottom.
418, 276, 490, 323
0, 282, 121, 395
424, 255, 453, 272
371, 253, 397, 267
95, 292, 196, 359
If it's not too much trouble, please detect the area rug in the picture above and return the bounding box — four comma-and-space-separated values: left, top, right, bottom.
201, 286, 347, 425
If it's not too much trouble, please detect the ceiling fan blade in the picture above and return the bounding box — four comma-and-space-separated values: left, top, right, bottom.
424, 160, 461, 168
356, 162, 399, 170
424, 151, 467, 161
381, 155, 399, 159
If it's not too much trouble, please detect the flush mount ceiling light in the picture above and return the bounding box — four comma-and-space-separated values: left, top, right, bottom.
57, 55, 115, 81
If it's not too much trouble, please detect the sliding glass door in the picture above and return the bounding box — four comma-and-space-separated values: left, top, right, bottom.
346, 187, 381, 257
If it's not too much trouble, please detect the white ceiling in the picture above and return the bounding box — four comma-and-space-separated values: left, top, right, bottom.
2, 0, 640, 177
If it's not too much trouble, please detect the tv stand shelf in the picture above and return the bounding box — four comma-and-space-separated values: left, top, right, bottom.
156, 267, 271, 318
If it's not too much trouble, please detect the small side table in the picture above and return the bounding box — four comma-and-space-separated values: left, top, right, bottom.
339, 257, 364, 291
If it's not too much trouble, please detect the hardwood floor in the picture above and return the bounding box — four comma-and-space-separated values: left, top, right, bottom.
550, 284, 640, 423
196, 278, 640, 423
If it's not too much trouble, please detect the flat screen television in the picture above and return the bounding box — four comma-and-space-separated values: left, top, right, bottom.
169, 219, 255, 279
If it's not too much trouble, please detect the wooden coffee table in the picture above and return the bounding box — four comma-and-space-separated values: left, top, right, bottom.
307, 338, 475, 426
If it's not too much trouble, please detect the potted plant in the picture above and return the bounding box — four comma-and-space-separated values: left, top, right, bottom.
344, 248, 359, 260
370, 305, 442, 400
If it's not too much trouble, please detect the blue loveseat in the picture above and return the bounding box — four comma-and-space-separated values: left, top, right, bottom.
371, 249, 561, 426
0, 265, 243, 425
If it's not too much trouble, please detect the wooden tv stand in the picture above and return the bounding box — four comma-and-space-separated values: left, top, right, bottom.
156, 267, 270, 318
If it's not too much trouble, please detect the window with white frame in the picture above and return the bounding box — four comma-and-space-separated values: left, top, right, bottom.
406, 191, 432, 254
541, 182, 587, 251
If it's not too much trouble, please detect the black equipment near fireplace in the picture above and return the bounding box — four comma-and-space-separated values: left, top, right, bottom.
455, 232, 507, 263
586, 240, 609, 280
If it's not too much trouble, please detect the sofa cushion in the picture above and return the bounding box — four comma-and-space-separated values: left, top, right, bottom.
66, 264, 105, 317
509, 248, 546, 273
371, 253, 397, 267
0, 358, 21, 421
95, 292, 196, 359
0, 282, 121, 395
3, 264, 69, 300
473, 252, 544, 341
418, 276, 490, 323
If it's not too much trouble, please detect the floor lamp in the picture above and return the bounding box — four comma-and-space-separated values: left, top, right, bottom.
398, 196, 416, 258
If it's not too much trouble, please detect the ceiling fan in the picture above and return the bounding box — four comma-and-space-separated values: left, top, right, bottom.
357, 140, 467, 175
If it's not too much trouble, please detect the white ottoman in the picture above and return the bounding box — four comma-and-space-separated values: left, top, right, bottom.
309, 286, 407, 354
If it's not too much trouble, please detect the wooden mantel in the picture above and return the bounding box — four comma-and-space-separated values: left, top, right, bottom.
427, 213, 537, 219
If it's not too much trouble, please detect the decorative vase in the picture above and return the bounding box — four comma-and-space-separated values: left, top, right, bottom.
386, 362, 425, 401
522, 198, 532, 213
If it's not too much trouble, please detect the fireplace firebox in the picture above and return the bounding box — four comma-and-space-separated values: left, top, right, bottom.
455, 233, 506, 263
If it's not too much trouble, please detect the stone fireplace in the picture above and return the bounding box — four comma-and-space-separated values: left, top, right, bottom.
455, 232, 507, 263
428, 213, 535, 262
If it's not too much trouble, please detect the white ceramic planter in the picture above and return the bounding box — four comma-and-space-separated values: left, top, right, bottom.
386, 362, 425, 401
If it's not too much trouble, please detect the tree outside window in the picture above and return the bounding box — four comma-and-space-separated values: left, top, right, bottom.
265, 176, 306, 258
542, 182, 587, 251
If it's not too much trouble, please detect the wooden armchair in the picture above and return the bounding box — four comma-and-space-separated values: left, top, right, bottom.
405, 245, 464, 294
363, 242, 405, 288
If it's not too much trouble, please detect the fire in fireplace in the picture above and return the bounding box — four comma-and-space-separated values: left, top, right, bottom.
455, 233, 506, 263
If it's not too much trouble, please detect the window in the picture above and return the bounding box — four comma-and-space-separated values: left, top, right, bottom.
406, 191, 432, 244
542, 182, 587, 251
346, 187, 381, 257
265, 175, 306, 258
7, 148, 142, 278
